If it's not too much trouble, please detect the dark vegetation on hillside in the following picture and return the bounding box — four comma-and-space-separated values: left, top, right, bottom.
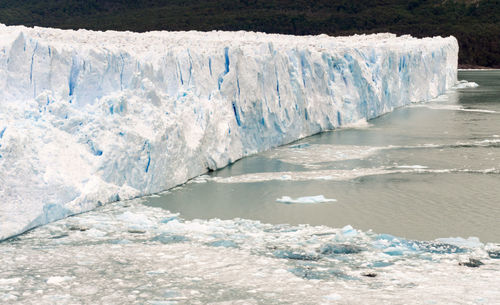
0, 0, 499, 67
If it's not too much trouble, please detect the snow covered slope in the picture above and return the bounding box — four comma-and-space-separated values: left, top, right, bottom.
0, 25, 458, 240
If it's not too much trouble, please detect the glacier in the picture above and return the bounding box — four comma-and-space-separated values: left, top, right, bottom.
0, 24, 458, 240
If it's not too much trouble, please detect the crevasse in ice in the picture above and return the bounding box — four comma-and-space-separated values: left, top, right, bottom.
0, 24, 458, 240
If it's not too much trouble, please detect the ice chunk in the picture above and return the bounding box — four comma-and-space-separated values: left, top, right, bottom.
435, 237, 483, 249
319, 243, 363, 255
0, 278, 21, 285
116, 212, 155, 227
276, 195, 336, 204
396, 165, 428, 169
452, 80, 479, 89
324, 294, 342, 301
411, 104, 496, 113
151, 234, 189, 244
46, 276, 73, 285
207, 240, 238, 248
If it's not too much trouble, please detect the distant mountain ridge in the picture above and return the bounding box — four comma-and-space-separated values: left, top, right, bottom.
0, 0, 498, 67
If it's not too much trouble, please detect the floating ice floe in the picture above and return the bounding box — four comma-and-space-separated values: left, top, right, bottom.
396, 165, 428, 169
276, 195, 337, 204
209, 166, 500, 184
452, 80, 479, 89
411, 103, 497, 113
264, 144, 381, 168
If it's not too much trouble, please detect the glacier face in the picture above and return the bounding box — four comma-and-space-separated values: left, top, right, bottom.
0, 25, 458, 240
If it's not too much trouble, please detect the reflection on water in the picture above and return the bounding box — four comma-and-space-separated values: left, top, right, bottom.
145, 70, 500, 242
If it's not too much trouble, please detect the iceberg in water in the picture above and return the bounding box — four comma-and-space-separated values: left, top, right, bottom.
276, 195, 337, 204
0, 24, 458, 240
452, 80, 479, 89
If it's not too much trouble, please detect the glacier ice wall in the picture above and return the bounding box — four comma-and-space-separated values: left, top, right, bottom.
0, 25, 458, 240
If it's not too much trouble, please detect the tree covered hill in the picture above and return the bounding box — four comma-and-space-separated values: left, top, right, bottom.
0, 0, 499, 68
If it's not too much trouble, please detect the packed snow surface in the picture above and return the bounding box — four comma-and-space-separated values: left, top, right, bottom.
0, 24, 458, 239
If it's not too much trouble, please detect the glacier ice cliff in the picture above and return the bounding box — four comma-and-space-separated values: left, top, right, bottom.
0, 25, 458, 240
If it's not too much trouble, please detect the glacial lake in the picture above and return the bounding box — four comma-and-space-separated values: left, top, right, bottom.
1, 70, 499, 305
144, 70, 500, 243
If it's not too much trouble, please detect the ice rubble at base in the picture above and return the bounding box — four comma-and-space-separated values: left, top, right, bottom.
1, 200, 499, 304
0, 24, 458, 240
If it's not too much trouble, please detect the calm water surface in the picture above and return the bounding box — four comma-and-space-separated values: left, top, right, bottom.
145, 70, 500, 242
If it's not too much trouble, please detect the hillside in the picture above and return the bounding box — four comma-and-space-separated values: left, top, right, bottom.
0, 0, 499, 68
